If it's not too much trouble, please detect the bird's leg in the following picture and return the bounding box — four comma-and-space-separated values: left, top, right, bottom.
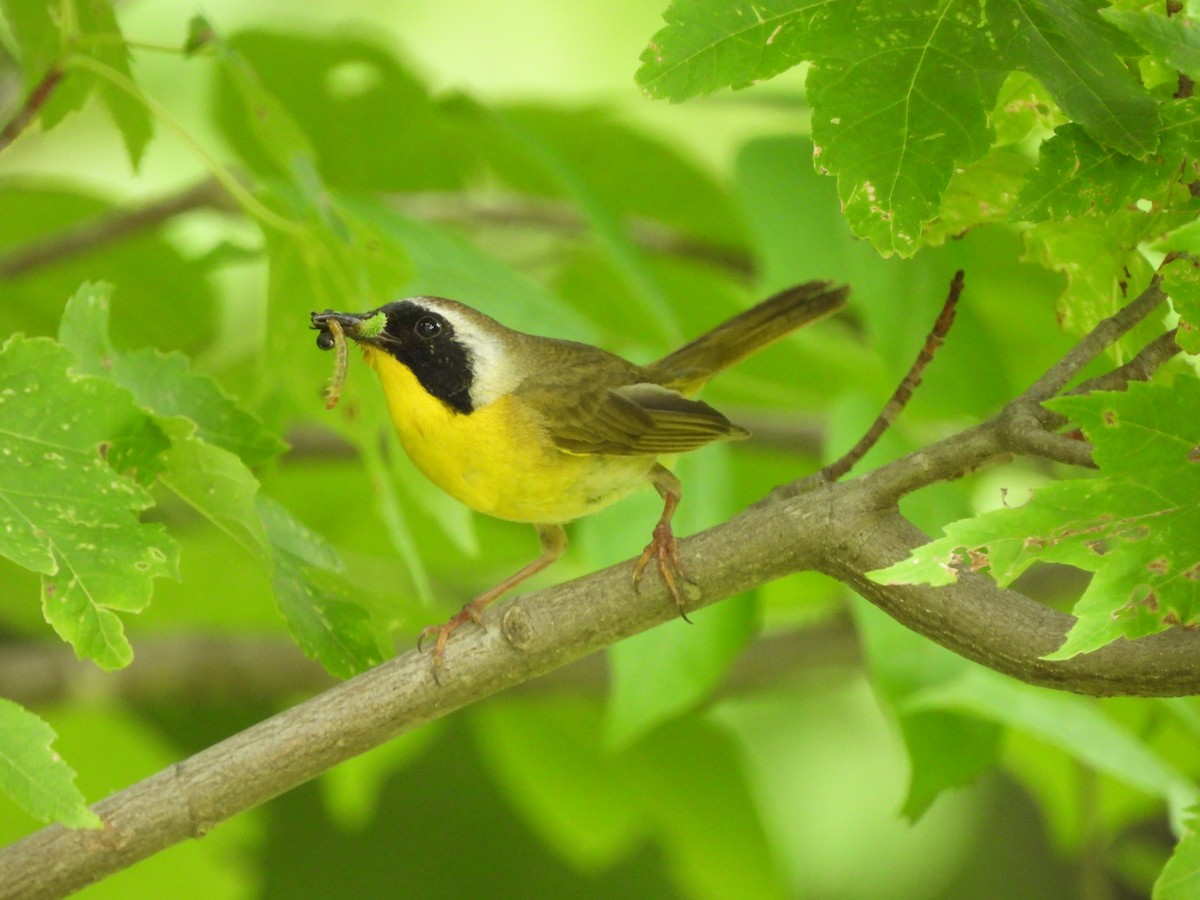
419, 523, 567, 673
632, 464, 695, 622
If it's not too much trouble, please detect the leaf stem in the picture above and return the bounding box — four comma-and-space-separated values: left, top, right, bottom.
65, 54, 306, 237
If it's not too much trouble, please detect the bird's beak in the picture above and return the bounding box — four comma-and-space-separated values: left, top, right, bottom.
310, 309, 385, 349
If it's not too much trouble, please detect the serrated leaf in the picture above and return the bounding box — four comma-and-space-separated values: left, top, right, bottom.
0, 699, 100, 829
0, 334, 177, 669
73, 0, 153, 169
808, 0, 1002, 256
1023, 214, 1157, 337
1018, 101, 1200, 221
257, 495, 387, 679
1104, 8, 1200, 82
59, 284, 285, 468
636, 0, 824, 102
992, 0, 1161, 158
872, 379, 1200, 659
1156, 823, 1200, 900
1162, 255, 1200, 354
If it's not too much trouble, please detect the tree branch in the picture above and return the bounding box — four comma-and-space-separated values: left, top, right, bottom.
1, 273, 1192, 895
0, 179, 238, 279
5, 413, 1200, 895
0, 180, 756, 280
0, 68, 64, 155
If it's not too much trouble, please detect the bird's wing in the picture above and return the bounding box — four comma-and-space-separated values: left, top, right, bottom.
527, 381, 748, 456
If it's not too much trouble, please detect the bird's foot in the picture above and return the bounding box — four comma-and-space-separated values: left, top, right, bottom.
632, 520, 696, 622
417, 599, 487, 677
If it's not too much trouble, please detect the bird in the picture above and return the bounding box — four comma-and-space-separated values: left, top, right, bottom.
311, 281, 847, 670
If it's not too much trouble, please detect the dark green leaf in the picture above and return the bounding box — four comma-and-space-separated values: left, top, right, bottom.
807, 0, 1003, 256
258, 495, 388, 679
0, 699, 100, 828
991, 0, 1160, 158
1103, 8, 1200, 83
1018, 101, 1200, 221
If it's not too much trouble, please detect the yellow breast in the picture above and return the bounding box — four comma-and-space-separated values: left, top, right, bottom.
365, 349, 654, 524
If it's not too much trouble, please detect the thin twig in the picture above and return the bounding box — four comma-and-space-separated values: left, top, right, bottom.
1024, 277, 1168, 402
0, 178, 237, 278
0, 67, 64, 155
818, 269, 963, 483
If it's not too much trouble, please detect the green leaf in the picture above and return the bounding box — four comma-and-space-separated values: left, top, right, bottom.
0, 184, 219, 355
213, 29, 471, 193
871, 379, 1200, 659
852, 600, 1001, 821
1, 0, 60, 88
904, 670, 1199, 825
473, 699, 646, 870
0, 333, 177, 669
991, 0, 1161, 158
1017, 101, 1200, 221
160, 432, 267, 556
0, 699, 100, 828
1023, 214, 1157, 337
807, 0, 1002, 257
1162, 256, 1200, 354
59, 283, 285, 468
1104, 7, 1200, 82
81, 0, 153, 168
258, 495, 388, 679
1156, 823, 1200, 900
636, 0, 823, 102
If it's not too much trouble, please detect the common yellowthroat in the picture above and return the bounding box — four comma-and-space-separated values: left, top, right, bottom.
311, 281, 847, 668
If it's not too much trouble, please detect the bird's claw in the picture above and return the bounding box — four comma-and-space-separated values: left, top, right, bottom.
632, 521, 695, 623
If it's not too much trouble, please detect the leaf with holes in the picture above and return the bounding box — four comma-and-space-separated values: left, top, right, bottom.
0, 334, 177, 670
871, 379, 1200, 658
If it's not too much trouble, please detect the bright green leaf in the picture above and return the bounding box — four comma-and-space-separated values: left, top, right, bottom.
473, 699, 646, 870
1023, 214, 1157, 337
606, 592, 756, 748
1104, 8, 1200, 82
0, 334, 177, 669
0, 699, 100, 829
1162, 256, 1200, 354
68, 0, 154, 169
872, 379, 1200, 659
1156, 822, 1200, 900
1, 0, 60, 87
59, 283, 285, 468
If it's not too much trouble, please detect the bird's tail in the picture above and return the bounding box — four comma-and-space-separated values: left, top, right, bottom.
645, 281, 848, 394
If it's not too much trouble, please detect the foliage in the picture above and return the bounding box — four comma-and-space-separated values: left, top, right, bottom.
0, 0, 1198, 898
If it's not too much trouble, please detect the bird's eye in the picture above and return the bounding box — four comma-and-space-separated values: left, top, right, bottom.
414, 316, 442, 339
